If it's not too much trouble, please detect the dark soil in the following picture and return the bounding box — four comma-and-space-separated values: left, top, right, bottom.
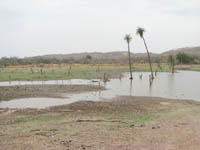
0, 84, 104, 101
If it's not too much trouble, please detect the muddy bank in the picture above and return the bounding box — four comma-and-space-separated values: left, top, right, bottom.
50, 96, 171, 113
1, 96, 200, 150
0, 84, 104, 101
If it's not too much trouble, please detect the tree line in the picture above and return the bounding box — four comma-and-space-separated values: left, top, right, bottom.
0, 52, 199, 68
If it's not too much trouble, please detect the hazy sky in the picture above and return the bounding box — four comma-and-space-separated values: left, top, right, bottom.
0, 0, 200, 58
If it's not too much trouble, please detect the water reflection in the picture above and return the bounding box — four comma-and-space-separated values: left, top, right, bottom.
167, 73, 175, 96
129, 80, 133, 96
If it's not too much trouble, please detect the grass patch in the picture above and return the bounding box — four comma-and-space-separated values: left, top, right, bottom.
0, 64, 172, 81
12, 113, 66, 125
175, 65, 200, 71
107, 112, 156, 125
131, 114, 155, 123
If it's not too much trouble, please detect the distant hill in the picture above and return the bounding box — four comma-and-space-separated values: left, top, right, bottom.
161, 46, 200, 56
1, 46, 200, 66
33, 51, 159, 60
31, 46, 200, 60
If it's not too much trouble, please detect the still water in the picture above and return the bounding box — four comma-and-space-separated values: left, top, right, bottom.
0, 71, 200, 109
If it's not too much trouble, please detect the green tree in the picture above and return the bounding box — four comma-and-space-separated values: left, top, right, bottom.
86, 55, 92, 60
176, 52, 194, 64
168, 55, 175, 73
155, 58, 163, 71
124, 34, 133, 80
136, 27, 154, 79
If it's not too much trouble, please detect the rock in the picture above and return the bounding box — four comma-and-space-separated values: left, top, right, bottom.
81, 145, 86, 150
140, 124, 145, 127
152, 126, 160, 129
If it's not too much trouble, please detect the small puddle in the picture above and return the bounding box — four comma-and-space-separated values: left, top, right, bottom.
0, 98, 74, 109
0, 71, 200, 109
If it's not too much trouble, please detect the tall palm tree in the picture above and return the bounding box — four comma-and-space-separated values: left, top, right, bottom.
136, 27, 154, 79
124, 34, 133, 80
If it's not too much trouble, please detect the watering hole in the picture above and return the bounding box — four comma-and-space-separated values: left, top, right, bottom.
0, 71, 200, 109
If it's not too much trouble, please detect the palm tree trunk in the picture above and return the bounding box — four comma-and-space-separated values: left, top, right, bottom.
142, 37, 154, 79
127, 42, 133, 80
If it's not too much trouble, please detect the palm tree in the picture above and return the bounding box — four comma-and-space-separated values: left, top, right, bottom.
124, 34, 133, 80
136, 27, 154, 79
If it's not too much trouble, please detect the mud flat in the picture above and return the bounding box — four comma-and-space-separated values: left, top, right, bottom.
0, 84, 104, 101
1, 96, 200, 150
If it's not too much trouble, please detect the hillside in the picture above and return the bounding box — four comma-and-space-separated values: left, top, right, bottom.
32, 46, 200, 60
161, 46, 200, 56
1, 46, 200, 66
33, 51, 159, 60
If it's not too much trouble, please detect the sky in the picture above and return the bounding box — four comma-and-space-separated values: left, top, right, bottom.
0, 0, 200, 58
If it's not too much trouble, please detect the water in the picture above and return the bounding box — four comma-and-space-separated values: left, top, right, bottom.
0, 71, 200, 109
0, 98, 77, 109
0, 79, 96, 86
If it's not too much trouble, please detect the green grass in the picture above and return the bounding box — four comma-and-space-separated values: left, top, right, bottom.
189, 65, 200, 71
107, 112, 156, 125
0, 64, 199, 81
131, 114, 155, 123
13, 113, 66, 125
0, 64, 172, 81
133, 64, 171, 72
175, 65, 200, 71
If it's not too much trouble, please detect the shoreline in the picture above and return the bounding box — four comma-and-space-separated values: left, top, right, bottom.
0, 84, 104, 101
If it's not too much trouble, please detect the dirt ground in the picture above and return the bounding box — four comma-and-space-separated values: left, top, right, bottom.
0, 84, 103, 101
1, 96, 200, 150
